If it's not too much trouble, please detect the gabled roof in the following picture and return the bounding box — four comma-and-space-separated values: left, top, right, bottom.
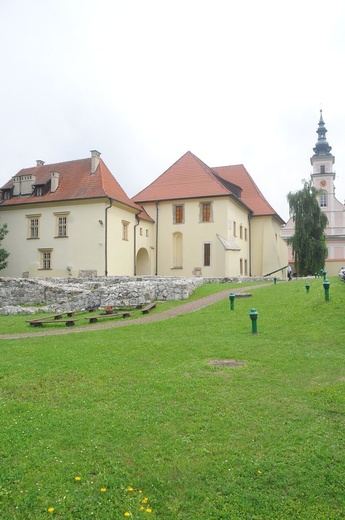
133, 151, 244, 203
0, 156, 141, 212
213, 164, 284, 222
133, 151, 284, 223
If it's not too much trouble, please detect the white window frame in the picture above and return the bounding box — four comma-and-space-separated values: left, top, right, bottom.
54, 211, 70, 238
26, 214, 41, 239
39, 248, 53, 270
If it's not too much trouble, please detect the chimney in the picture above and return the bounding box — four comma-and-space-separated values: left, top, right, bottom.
51, 171, 60, 192
36, 160, 45, 167
90, 150, 101, 174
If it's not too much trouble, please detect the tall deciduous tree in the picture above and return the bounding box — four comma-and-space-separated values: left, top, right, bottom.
0, 223, 10, 270
287, 180, 328, 275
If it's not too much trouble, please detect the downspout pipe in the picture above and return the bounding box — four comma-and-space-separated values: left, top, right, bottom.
155, 201, 159, 276
248, 212, 253, 277
104, 198, 113, 276
133, 214, 140, 275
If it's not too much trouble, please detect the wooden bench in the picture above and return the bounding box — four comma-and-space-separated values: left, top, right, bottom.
84, 312, 131, 324
141, 303, 156, 314
27, 319, 79, 327
27, 311, 76, 323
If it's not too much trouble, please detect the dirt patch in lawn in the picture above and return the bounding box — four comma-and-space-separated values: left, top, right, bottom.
207, 359, 246, 367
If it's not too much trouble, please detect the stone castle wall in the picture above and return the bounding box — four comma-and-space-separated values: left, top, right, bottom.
0, 275, 270, 315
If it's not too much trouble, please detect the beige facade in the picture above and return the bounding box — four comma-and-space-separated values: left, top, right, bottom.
0, 150, 287, 279
141, 197, 251, 277
0, 199, 142, 278
251, 216, 288, 277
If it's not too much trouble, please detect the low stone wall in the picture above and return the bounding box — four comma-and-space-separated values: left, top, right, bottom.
0, 276, 204, 314
0, 275, 273, 315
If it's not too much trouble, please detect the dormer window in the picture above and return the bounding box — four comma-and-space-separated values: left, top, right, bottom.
2, 190, 11, 200
34, 185, 44, 197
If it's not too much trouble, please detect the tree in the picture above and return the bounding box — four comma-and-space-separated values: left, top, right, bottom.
287, 180, 328, 276
0, 223, 10, 270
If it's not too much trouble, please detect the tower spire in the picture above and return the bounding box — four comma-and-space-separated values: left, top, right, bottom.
312, 109, 332, 157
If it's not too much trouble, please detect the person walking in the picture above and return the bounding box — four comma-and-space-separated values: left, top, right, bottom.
287, 265, 292, 281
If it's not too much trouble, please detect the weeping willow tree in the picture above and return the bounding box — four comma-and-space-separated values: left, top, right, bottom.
287, 180, 328, 276
0, 223, 9, 270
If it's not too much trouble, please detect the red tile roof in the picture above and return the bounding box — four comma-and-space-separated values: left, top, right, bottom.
133, 151, 284, 222
0, 156, 141, 212
133, 151, 245, 204
213, 164, 283, 221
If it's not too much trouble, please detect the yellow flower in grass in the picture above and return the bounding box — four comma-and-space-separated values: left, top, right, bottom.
139, 506, 145, 511
47, 507, 55, 513
142, 497, 148, 504
75, 476, 81, 481
127, 486, 134, 491
100, 487, 107, 492
257, 470, 262, 475
146, 508, 152, 513
124, 512, 131, 517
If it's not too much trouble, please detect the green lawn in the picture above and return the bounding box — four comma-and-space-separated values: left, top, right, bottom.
0, 277, 344, 519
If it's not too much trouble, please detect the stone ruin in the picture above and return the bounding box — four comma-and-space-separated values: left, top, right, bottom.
0, 275, 271, 315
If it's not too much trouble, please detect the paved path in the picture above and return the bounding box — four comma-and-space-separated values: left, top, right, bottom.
0, 285, 267, 340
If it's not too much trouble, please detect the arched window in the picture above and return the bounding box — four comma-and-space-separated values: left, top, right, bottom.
173, 232, 183, 268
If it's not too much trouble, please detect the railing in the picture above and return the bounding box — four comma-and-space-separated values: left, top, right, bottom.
263, 265, 289, 277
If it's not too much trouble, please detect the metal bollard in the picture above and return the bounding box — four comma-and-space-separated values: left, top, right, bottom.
249, 308, 258, 334
323, 279, 330, 301
305, 282, 310, 294
229, 293, 235, 311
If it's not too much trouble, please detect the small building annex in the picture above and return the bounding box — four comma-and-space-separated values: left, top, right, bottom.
0, 149, 287, 278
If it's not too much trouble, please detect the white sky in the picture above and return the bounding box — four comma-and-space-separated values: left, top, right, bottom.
1, 0, 345, 222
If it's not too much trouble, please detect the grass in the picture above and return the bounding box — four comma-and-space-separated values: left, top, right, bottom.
0, 277, 344, 519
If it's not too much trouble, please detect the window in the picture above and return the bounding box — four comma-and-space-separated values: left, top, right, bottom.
320, 165, 325, 174
58, 216, 67, 236
240, 258, 243, 275
26, 214, 41, 239
200, 202, 212, 222
30, 218, 39, 238
203, 243, 211, 267
320, 190, 327, 208
3, 190, 11, 200
54, 212, 69, 237
122, 220, 129, 240
39, 249, 52, 270
244, 259, 248, 276
244, 227, 248, 241
35, 186, 43, 197
173, 205, 184, 224
233, 221, 237, 237
140, 227, 143, 236
240, 225, 243, 239
146, 229, 149, 237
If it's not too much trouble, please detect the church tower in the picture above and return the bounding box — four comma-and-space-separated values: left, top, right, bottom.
310, 110, 336, 210
281, 110, 345, 276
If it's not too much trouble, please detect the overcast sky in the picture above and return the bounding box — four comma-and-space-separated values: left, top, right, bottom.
1, 0, 345, 221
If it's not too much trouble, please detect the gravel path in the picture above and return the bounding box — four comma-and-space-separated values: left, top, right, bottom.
0, 284, 268, 340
